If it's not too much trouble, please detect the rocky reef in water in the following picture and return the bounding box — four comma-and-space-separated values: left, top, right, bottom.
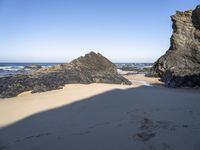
24, 64, 42, 70
0, 52, 131, 98
151, 6, 200, 87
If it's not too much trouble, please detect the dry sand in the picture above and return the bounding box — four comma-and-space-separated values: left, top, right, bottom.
0, 75, 200, 150
0, 83, 134, 128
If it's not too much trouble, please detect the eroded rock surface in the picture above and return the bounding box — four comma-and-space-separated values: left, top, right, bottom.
151, 6, 200, 87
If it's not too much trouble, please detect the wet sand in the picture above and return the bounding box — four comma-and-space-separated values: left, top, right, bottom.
124, 74, 164, 86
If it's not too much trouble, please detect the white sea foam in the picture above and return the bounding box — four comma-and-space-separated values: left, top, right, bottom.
117, 69, 137, 75
0, 66, 24, 71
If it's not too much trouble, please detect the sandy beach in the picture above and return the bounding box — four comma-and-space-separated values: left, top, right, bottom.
0, 75, 200, 150
0, 83, 134, 128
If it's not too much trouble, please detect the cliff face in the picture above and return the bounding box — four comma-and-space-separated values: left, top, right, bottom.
0, 52, 131, 98
151, 6, 200, 87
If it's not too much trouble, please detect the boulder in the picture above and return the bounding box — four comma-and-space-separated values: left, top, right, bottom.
151, 6, 200, 87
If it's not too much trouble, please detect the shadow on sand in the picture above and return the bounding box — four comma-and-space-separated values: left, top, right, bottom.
0, 86, 200, 150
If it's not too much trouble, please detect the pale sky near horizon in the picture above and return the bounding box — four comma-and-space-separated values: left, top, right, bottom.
0, 0, 199, 62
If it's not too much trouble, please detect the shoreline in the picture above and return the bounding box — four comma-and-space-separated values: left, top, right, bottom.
124, 74, 164, 86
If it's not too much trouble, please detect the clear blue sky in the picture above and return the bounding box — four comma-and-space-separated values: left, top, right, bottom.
0, 0, 199, 62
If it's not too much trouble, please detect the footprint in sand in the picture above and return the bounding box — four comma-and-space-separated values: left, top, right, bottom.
133, 132, 156, 142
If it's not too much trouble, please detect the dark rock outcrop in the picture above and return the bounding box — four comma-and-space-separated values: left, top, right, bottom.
24, 64, 42, 70
151, 6, 200, 87
0, 52, 131, 98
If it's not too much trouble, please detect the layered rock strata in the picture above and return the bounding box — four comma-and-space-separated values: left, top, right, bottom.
151, 6, 200, 87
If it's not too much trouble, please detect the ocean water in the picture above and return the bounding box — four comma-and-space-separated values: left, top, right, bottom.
115, 63, 153, 69
0, 63, 61, 77
0, 62, 153, 77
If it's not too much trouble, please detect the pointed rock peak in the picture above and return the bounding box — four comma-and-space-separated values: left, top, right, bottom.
70, 51, 117, 73
72, 51, 107, 62
86, 51, 98, 56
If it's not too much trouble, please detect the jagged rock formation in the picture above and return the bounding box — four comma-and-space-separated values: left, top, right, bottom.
151, 6, 200, 87
0, 52, 131, 98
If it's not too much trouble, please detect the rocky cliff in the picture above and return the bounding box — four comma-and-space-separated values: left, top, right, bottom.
151, 6, 200, 87
0, 52, 131, 98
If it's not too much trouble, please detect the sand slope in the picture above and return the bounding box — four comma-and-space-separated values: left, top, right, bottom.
0, 83, 200, 150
